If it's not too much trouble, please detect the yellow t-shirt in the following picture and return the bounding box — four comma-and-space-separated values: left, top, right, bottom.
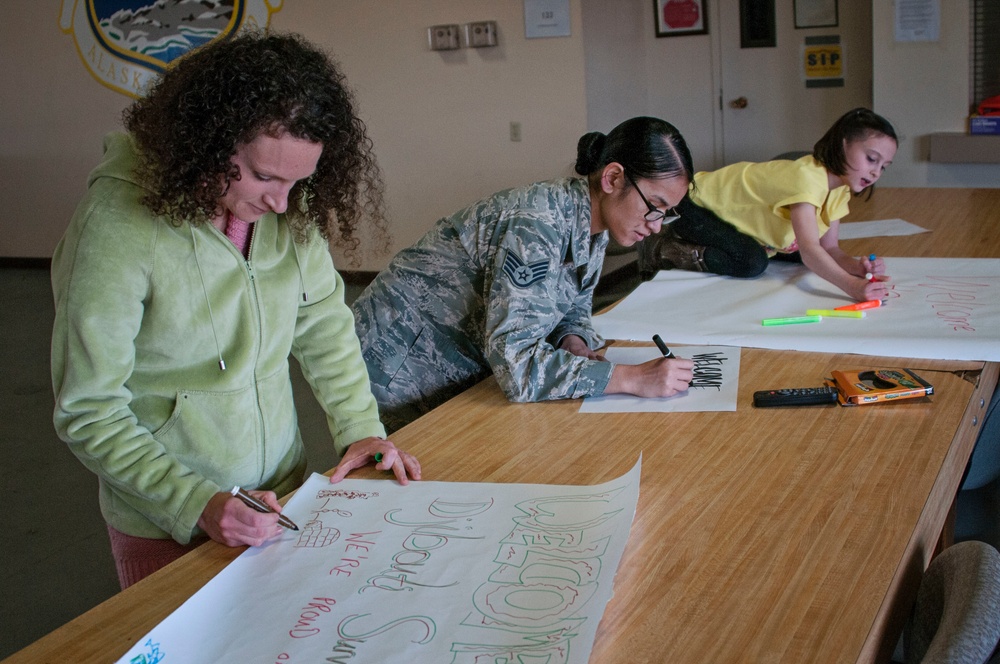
688, 155, 851, 255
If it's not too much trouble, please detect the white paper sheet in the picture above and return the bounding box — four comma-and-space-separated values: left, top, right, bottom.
837, 218, 929, 240
116, 461, 642, 664
593, 257, 1000, 361
581, 345, 740, 413
895, 0, 940, 42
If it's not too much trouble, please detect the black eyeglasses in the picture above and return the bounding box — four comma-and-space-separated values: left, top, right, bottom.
625, 171, 680, 223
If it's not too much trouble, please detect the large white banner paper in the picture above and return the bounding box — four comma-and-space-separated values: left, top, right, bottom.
594, 258, 1000, 361
116, 461, 642, 664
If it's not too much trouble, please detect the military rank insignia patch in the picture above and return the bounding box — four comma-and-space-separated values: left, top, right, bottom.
501, 249, 548, 288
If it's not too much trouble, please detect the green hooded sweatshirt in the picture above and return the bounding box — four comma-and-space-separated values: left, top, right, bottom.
51, 132, 385, 543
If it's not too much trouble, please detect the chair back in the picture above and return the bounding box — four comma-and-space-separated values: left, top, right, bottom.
905, 541, 1000, 664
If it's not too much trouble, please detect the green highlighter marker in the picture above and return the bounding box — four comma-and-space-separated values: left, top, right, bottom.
761, 315, 822, 326
374, 452, 383, 463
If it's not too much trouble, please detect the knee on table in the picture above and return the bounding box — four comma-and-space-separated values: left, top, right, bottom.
732, 253, 769, 278
705, 246, 768, 278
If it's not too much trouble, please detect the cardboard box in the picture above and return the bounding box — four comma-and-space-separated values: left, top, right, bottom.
829, 368, 933, 406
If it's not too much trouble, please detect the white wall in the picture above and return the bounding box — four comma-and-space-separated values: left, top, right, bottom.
873, 1, 1000, 187
583, 0, 1000, 190
581, 0, 717, 173
582, 0, 874, 173
1, 1, 996, 263
1, 3, 128, 259
276, 1, 588, 264
1, 1, 587, 269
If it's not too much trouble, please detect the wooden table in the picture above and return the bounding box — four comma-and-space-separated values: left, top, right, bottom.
5, 189, 999, 664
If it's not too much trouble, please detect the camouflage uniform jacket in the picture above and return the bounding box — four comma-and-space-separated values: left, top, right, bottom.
352, 178, 613, 430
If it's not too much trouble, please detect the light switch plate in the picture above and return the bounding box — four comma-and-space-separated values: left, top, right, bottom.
464, 21, 498, 48
428, 24, 461, 51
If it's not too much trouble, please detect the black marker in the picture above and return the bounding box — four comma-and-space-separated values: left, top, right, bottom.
652, 334, 674, 359
231, 486, 299, 531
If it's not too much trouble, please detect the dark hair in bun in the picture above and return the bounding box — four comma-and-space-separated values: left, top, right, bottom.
574, 116, 693, 183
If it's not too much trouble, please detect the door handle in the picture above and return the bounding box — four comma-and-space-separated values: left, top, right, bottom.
729, 96, 748, 109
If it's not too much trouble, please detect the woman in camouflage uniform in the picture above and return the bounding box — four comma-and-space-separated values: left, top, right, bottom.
353, 117, 695, 432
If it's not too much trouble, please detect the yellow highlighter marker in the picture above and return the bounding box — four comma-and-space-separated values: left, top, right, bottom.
806, 309, 866, 318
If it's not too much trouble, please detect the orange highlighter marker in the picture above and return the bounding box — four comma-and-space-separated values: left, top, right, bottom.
835, 300, 882, 312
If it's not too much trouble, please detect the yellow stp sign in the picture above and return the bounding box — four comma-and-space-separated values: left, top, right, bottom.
803, 42, 844, 79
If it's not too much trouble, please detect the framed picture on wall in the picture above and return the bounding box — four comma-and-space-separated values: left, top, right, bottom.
655, 0, 708, 37
794, 0, 838, 29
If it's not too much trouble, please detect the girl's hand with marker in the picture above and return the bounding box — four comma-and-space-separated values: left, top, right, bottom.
855, 254, 891, 301
791, 207, 891, 303
198, 489, 285, 548
329, 436, 422, 486
857, 273, 890, 302
861, 253, 886, 277
605, 355, 694, 398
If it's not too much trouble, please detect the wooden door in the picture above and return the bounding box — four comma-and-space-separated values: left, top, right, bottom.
715, 0, 873, 164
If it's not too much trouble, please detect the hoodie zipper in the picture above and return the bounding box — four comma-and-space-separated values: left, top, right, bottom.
242, 222, 270, 483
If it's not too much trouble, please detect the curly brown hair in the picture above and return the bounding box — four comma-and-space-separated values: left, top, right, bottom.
123, 30, 388, 257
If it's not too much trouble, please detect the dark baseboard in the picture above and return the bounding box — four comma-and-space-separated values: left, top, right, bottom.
0, 257, 51, 269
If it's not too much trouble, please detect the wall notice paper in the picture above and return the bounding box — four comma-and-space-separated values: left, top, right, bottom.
837, 218, 929, 240
895, 0, 940, 42
582, 345, 740, 413
116, 462, 642, 664
593, 257, 1000, 362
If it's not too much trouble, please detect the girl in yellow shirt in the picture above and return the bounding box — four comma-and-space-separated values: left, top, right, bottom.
639, 108, 897, 302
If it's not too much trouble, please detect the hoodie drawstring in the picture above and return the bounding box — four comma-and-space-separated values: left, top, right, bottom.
190, 226, 227, 371
291, 240, 308, 303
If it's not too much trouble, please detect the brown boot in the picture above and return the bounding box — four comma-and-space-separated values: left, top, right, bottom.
638, 226, 707, 278
657, 236, 708, 272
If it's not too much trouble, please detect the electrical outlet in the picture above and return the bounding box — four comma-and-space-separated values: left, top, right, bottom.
428, 24, 461, 51
510, 122, 522, 142
464, 21, 498, 48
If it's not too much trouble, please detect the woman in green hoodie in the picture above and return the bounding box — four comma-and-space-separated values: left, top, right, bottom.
51, 32, 420, 589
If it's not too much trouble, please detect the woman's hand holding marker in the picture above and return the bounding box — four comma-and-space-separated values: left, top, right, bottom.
652, 334, 675, 359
